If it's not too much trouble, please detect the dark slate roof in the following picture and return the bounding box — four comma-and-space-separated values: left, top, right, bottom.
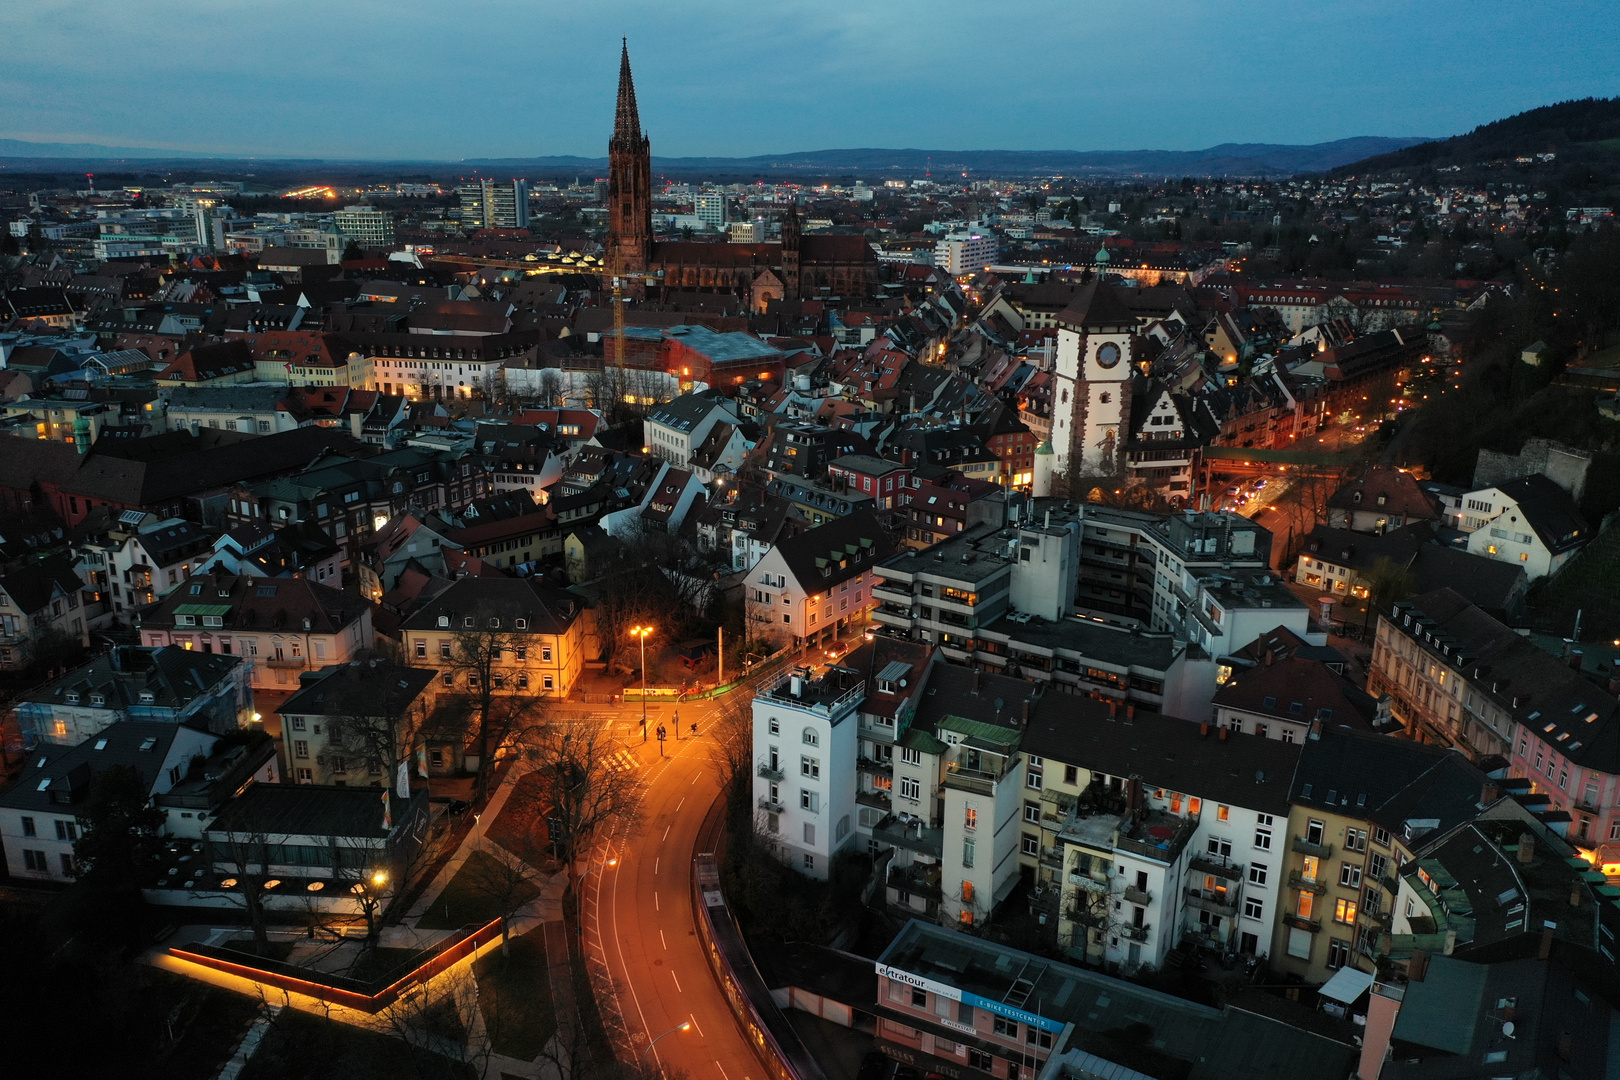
1490, 473, 1589, 554
0, 554, 84, 616
1054, 281, 1136, 330
1301, 522, 1432, 573
24, 645, 245, 712
206, 782, 407, 839
1213, 655, 1381, 731
398, 575, 580, 636
1022, 695, 1303, 815
1327, 466, 1442, 520
647, 388, 731, 433
772, 508, 892, 592
1288, 724, 1486, 837
0, 720, 192, 813
65, 427, 358, 506
279, 662, 437, 718
1391, 588, 1620, 772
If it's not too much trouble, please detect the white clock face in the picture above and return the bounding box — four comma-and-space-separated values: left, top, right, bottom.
1096, 342, 1122, 369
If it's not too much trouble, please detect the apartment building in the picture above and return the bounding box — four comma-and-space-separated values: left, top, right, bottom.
333, 205, 395, 247
752, 664, 865, 880
0, 720, 222, 882
933, 229, 999, 277
872, 920, 1353, 1080
276, 663, 438, 786
82, 511, 217, 615
746, 510, 890, 650
0, 554, 90, 670
1020, 696, 1301, 970
397, 576, 585, 699
136, 572, 374, 691
1371, 588, 1620, 855
1273, 726, 1488, 986
458, 179, 529, 230
15, 645, 254, 747
1454, 474, 1589, 581
644, 389, 737, 467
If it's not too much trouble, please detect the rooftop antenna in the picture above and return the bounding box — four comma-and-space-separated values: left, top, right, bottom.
1572, 608, 1581, 643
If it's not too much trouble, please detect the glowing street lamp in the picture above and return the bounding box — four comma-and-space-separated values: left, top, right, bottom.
642, 1021, 692, 1069
630, 625, 654, 741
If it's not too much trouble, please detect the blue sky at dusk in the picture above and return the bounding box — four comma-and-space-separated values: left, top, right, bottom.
1, 0, 1615, 159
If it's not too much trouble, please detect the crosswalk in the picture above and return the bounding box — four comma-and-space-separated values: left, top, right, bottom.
607, 748, 641, 773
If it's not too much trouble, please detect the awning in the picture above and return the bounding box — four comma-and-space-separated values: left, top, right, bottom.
1318, 966, 1375, 1005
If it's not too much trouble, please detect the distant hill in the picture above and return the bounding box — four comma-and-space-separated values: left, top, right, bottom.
0, 137, 215, 160
1332, 97, 1620, 175
0, 136, 1427, 178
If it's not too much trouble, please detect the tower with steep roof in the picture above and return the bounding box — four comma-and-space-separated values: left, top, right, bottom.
606, 39, 653, 284
779, 199, 802, 297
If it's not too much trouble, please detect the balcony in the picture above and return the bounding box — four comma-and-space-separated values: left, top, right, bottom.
871, 582, 912, 604
856, 790, 892, 812
758, 795, 785, 815
1120, 923, 1151, 943
1291, 836, 1333, 859
1185, 886, 1238, 917
1282, 913, 1321, 933
941, 765, 997, 797
264, 656, 306, 669
887, 863, 942, 901
871, 605, 913, 626
856, 757, 894, 778
872, 814, 944, 859
757, 763, 785, 782
1189, 853, 1244, 881
1067, 872, 1109, 894
1039, 846, 1063, 871
1288, 870, 1328, 895
1123, 885, 1153, 906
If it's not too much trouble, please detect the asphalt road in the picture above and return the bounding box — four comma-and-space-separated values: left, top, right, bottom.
580, 697, 762, 1080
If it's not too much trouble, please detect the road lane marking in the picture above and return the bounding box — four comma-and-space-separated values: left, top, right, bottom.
660, 930, 667, 949
655, 857, 660, 874
671, 970, 682, 993
715, 1064, 731, 1080
676, 797, 685, 811
691, 771, 701, 785
689, 1015, 704, 1037
654, 892, 660, 911
663, 825, 671, 841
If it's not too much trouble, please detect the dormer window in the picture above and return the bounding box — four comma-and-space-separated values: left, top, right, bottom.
515, 618, 528, 630
463, 616, 475, 628
139, 691, 155, 704
90, 694, 105, 706
489, 618, 500, 629
65, 692, 79, 704
1352, 491, 1363, 503
437, 615, 450, 628
177, 615, 196, 626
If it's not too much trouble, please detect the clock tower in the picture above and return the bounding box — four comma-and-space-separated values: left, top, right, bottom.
1050, 283, 1135, 479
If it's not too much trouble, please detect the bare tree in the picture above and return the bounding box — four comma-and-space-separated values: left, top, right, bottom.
445, 617, 552, 805
318, 663, 435, 790
371, 969, 493, 1080
206, 828, 285, 956
512, 724, 642, 912
707, 689, 755, 808
462, 839, 549, 956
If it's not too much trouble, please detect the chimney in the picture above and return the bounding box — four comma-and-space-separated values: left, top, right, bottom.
1263, 648, 1274, 667
1481, 783, 1499, 805
1408, 949, 1430, 982
1443, 929, 1456, 955
1517, 832, 1536, 864
1218, 726, 1228, 741
1309, 719, 1323, 739
1200, 722, 1210, 737
1570, 886, 1583, 908
1569, 649, 1584, 673
350, 411, 364, 439
1538, 924, 1555, 960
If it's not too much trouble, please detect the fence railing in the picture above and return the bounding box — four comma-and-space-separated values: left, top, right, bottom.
692, 799, 828, 1080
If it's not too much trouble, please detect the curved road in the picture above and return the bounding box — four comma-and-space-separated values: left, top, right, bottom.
582, 705, 760, 1080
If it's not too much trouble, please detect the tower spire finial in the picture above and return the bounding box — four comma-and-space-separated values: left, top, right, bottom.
614, 39, 642, 146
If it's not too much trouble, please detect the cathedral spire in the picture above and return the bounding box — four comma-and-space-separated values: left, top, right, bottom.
613, 38, 642, 147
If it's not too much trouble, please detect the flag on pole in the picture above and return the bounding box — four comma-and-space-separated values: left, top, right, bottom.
382, 788, 392, 831
396, 760, 411, 800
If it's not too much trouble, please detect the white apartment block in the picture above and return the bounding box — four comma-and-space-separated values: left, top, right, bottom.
753, 666, 864, 880
933, 230, 999, 277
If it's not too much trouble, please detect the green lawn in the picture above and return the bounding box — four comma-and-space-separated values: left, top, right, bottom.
474, 928, 557, 1060
416, 849, 541, 931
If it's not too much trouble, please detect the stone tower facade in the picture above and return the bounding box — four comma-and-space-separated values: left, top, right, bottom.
606, 40, 652, 284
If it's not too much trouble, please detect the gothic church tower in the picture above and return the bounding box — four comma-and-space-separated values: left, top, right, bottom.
606, 40, 653, 283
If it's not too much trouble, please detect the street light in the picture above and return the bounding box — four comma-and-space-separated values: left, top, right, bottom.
642, 1021, 692, 1069
630, 625, 655, 741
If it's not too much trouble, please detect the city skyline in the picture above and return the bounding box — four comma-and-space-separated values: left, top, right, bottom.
1, 0, 1615, 160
